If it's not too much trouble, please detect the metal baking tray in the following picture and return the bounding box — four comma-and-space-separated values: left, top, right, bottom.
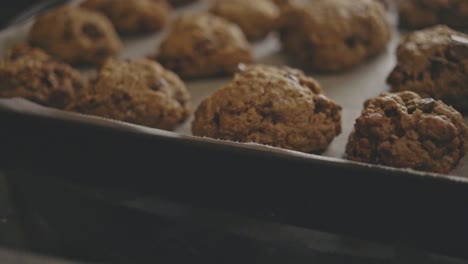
1, 0, 468, 260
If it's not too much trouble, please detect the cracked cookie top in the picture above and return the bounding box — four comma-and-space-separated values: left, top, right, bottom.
81, 0, 170, 34
210, 0, 280, 40
399, 0, 468, 29
0, 44, 84, 109
346, 91, 468, 173
387, 25, 468, 113
156, 13, 253, 79
279, 0, 391, 71
29, 6, 122, 65
192, 64, 342, 153
71, 58, 191, 130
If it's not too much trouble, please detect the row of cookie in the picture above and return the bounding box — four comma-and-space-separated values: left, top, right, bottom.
192, 64, 467, 175
0, 44, 190, 129
26, 0, 391, 72
0, 44, 466, 174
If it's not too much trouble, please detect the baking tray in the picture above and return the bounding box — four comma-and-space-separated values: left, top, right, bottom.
5, 168, 468, 264
1, 0, 468, 260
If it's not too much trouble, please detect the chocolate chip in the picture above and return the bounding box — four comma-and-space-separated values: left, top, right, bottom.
446, 43, 468, 61
82, 23, 103, 40
384, 108, 399, 117
48, 86, 72, 108
271, 113, 281, 124
387, 67, 408, 85
419, 98, 436, 113
429, 58, 445, 79
63, 21, 73, 41
213, 113, 220, 127
193, 39, 214, 55
345, 36, 359, 48
150, 79, 168, 91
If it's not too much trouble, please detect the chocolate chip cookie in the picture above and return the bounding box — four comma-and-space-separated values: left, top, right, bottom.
387, 25, 468, 113
399, 0, 468, 29
210, 0, 280, 40
81, 0, 170, 34
29, 6, 122, 65
71, 59, 191, 130
279, 0, 391, 72
0, 44, 83, 109
156, 13, 253, 79
192, 64, 342, 153
346, 91, 468, 174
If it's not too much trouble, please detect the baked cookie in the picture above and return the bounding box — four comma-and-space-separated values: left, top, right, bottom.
29, 6, 122, 65
210, 0, 280, 40
80, 0, 170, 34
71, 59, 191, 130
156, 13, 253, 79
279, 0, 391, 72
399, 0, 468, 29
192, 64, 342, 153
387, 25, 468, 113
346, 91, 468, 174
0, 44, 83, 109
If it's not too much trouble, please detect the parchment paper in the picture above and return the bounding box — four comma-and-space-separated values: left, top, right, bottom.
0, 0, 466, 177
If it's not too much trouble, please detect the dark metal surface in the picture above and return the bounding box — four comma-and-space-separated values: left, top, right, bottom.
1, 105, 468, 261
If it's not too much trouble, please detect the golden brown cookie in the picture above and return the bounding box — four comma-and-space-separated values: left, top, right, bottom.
399, 0, 468, 29
192, 64, 342, 153
29, 6, 122, 65
0, 44, 83, 109
71, 59, 191, 130
387, 25, 468, 113
210, 0, 280, 40
279, 0, 391, 72
156, 13, 253, 79
80, 0, 170, 34
346, 91, 468, 174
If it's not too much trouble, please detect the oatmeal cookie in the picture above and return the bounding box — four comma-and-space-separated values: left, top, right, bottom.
0, 44, 83, 109
29, 6, 122, 65
346, 91, 468, 174
80, 0, 170, 34
279, 0, 391, 72
399, 0, 468, 29
156, 13, 253, 79
192, 64, 342, 153
71, 59, 191, 130
210, 0, 280, 40
387, 25, 468, 113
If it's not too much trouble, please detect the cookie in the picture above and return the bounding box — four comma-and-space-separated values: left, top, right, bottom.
279, 0, 391, 72
156, 13, 253, 79
210, 0, 280, 40
387, 25, 468, 113
29, 6, 122, 65
192, 64, 342, 153
399, 0, 468, 29
346, 91, 468, 174
0, 44, 83, 109
81, 0, 170, 34
71, 59, 191, 130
